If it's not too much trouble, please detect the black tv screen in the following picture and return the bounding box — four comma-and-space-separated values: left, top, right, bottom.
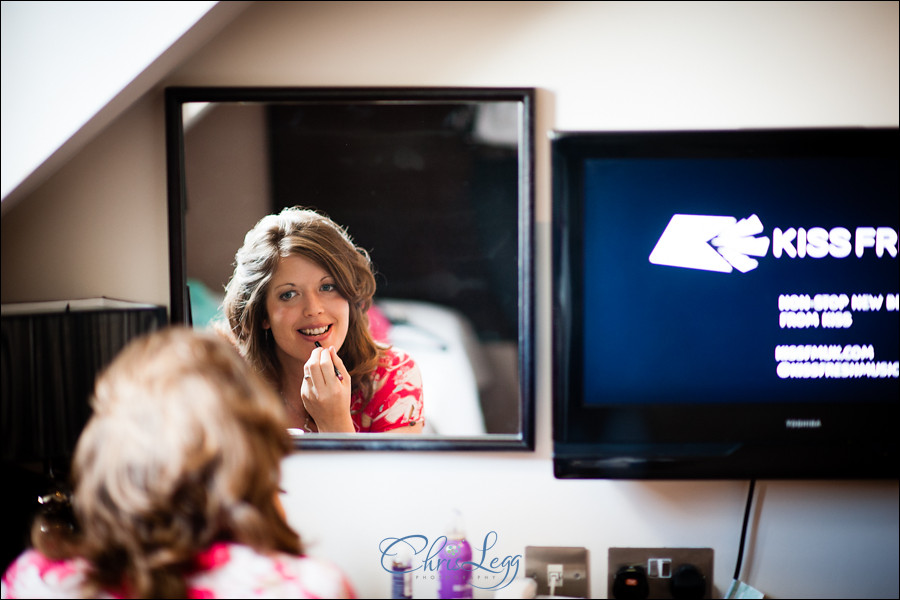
551, 128, 898, 479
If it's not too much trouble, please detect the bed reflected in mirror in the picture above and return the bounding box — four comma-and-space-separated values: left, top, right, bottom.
166, 88, 534, 451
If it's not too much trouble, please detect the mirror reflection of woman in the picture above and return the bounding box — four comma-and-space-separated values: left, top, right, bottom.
220, 206, 425, 434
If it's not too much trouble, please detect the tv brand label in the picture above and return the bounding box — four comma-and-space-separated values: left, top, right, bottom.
785, 419, 823, 429
649, 214, 898, 273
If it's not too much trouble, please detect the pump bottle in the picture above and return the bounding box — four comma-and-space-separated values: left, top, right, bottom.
438, 510, 473, 599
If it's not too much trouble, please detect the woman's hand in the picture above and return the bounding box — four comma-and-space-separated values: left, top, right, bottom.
301, 345, 355, 432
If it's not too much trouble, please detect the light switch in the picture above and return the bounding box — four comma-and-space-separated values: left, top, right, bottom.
648, 558, 672, 578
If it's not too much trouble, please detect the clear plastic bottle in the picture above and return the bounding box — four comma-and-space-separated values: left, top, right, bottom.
438, 510, 473, 599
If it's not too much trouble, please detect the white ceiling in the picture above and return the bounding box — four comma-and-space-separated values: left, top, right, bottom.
0, 1, 230, 212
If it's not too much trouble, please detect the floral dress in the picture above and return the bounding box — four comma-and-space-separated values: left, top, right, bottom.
1, 542, 355, 599
350, 347, 424, 432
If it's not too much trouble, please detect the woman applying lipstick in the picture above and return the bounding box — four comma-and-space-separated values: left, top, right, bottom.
219, 206, 424, 434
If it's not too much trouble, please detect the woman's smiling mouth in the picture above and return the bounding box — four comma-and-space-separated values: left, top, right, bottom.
299, 324, 331, 336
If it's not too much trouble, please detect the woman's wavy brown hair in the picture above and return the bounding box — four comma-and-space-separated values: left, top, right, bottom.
220, 206, 383, 400
56, 327, 301, 598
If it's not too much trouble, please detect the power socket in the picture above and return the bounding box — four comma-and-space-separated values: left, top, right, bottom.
608, 547, 713, 599
525, 546, 590, 598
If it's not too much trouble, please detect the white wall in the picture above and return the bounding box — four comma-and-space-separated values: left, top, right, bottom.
2, 2, 898, 598
0, 0, 244, 212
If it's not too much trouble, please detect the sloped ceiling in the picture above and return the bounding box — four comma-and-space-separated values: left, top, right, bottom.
0, 0, 251, 216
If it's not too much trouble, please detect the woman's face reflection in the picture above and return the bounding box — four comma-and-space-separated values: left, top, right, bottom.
263, 254, 350, 366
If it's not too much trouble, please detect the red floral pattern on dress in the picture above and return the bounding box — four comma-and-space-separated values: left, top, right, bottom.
1, 544, 354, 599
349, 347, 424, 432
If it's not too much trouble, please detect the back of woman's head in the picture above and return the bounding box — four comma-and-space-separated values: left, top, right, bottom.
70, 326, 300, 597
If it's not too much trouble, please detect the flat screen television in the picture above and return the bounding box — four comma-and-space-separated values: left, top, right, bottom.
551, 128, 898, 479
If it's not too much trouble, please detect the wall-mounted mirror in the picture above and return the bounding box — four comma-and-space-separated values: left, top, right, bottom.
165, 87, 534, 451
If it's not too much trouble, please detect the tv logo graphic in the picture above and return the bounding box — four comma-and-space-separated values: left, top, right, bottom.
649, 214, 769, 273
649, 214, 898, 273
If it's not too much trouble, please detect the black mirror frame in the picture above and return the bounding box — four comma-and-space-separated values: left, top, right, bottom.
164, 86, 535, 451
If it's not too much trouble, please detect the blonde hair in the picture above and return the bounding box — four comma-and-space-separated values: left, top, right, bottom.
61, 327, 301, 598
221, 206, 383, 399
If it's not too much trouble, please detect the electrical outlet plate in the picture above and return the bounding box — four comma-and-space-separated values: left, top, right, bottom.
525, 546, 590, 598
608, 547, 714, 599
